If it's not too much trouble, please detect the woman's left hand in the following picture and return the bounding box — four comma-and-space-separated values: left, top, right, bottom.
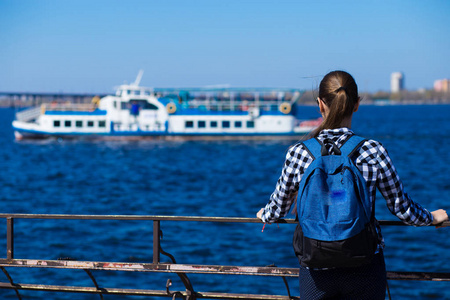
431, 209, 449, 228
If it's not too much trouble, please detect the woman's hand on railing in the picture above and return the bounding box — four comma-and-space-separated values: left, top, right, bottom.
256, 208, 264, 221
431, 209, 449, 228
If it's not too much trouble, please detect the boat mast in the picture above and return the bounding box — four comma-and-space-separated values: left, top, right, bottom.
133, 70, 144, 87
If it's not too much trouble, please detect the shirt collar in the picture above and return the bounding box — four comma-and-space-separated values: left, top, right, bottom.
317, 128, 354, 146
318, 127, 354, 138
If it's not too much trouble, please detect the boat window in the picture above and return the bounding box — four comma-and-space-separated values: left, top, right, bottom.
98, 121, 106, 128
65, 120, 71, 127
246, 121, 255, 128
234, 121, 242, 128
210, 121, 218, 128
87, 121, 94, 127
129, 99, 158, 110
222, 121, 230, 128
134, 90, 141, 96
76, 121, 83, 128
198, 121, 206, 128
54, 120, 60, 127
113, 101, 117, 108
145, 103, 158, 110
185, 121, 194, 128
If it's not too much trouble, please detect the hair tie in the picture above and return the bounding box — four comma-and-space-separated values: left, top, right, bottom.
336, 86, 347, 93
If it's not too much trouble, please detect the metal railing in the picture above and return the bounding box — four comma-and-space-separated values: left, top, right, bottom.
15, 107, 42, 122
41, 103, 97, 112
14, 103, 98, 122
183, 99, 284, 112
0, 214, 448, 300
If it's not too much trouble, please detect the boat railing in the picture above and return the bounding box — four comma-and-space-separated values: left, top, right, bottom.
183, 99, 289, 113
0, 213, 448, 300
41, 103, 98, 113
15, 107, 42, 122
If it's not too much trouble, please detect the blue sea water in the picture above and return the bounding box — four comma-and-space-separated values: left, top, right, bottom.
0, 105, 449, 299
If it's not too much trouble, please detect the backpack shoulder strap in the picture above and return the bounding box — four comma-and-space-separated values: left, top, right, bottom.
339, 135, 367, 158
301, 138, 322, 160
340, 135, 374, 220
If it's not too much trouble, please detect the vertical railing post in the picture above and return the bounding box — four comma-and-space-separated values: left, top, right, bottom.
153, 220, 160, 264
7, 217, 14, 260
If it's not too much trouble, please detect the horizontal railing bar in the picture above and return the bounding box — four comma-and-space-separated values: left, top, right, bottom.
1, 274, 449, 299
0, 213, 447, 226
0, 259, 298, 277
0, 214, 266, 223
387, 271, 450, 282
0, 282, 168, 296
0, 282, 298, 299
1, 259, 449, 281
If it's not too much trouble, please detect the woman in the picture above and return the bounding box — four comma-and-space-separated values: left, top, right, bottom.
256, 70, 448, 299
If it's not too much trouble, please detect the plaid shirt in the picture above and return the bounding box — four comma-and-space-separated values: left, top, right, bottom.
261, 128, 433, 238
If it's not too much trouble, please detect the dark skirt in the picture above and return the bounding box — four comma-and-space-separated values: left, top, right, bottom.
299, 252, 387, 300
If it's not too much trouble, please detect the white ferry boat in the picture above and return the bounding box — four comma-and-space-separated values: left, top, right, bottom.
12, 74, 321, 140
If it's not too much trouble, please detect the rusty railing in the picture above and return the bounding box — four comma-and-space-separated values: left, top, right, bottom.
0, 214, 448, 300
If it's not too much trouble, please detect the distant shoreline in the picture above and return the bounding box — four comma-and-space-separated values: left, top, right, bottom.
295, 100, 450, 106
1, 89, 449, 108
1, 102, 449, 109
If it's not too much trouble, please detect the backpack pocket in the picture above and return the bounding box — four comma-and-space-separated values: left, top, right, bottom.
293, 222, 377, 269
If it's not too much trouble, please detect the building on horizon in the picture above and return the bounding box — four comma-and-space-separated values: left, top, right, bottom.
390, 72, 404, 93
434, 79, 450, 92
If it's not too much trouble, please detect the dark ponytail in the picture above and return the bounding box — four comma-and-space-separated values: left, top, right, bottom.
311, 71, 359, 137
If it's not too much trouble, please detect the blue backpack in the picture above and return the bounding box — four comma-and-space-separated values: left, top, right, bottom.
293, 135, 378, 269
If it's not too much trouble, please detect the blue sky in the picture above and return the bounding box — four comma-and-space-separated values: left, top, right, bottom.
1, 0, 449, 93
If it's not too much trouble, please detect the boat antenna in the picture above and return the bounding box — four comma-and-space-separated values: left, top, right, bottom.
132, 70, 144, 87
290, 90, 303, 104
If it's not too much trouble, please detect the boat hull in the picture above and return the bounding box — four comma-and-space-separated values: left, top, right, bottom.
13, 126, 312, 141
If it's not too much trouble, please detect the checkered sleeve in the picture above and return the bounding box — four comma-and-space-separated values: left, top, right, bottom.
260, 143, 313, 223
375, 142, 433, 226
